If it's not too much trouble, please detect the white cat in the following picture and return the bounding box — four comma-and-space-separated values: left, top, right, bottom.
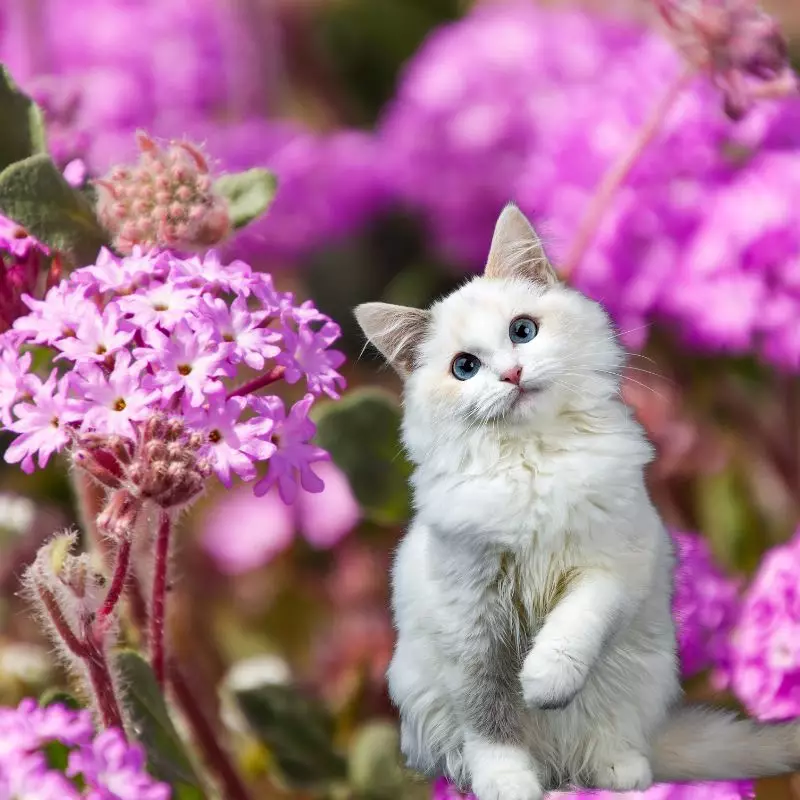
354, 204, 800, 800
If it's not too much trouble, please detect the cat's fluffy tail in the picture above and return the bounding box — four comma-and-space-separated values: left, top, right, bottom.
651, 705, 800, 783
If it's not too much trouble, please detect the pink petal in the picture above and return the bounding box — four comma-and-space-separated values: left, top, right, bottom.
297, 461, 360, 549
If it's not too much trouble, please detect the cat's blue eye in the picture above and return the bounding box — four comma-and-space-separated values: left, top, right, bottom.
452, 353, 481, 381
509, 316, 538, 344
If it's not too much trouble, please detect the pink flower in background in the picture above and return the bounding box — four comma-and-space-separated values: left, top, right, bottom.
672, 531, 742, 679
729, 529, 800, 720
0, 699, 169, 798
202, 461, 361, 575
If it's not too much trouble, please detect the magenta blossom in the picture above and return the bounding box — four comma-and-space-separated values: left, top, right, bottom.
198, 295, 281, 370
672, 531, 742, 680
76, 353, 157, 438
5, 371, 86, 473
0, 699, 169, 799
277, 320, 346, 399
252, 394, 330, 504
186, 396, 275, 487
729, 529, 800, 720
135, 320, 233, 408
54, 303, 134, 363
202, 460, 360, 574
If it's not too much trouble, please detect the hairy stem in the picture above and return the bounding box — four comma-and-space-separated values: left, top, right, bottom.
37, 583, 88, 658
83, 630, 125, 732
126, 573, 253, 800
97, 537, 132, 623
227, 365, 285, 399
150, 510, 171, 688
560, 67, 695, 280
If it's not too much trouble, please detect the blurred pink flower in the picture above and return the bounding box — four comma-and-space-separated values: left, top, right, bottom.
201, 460, 360, 574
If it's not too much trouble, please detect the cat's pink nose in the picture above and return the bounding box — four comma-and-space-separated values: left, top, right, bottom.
500, 366, 522, 385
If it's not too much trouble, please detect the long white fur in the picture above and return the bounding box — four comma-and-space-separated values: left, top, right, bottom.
355, 204, 800, 800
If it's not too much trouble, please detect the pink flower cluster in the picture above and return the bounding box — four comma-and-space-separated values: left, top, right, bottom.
0, 699, 169, 799
0, 247, 345, 502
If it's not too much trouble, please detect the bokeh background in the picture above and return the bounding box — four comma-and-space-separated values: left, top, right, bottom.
2, 0, 800, 798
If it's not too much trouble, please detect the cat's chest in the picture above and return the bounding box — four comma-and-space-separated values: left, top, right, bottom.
418, 440, 595, 544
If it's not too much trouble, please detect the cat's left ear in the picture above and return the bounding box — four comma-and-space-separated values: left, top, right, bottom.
354, 302, 431, 378
484, 203, 559, 286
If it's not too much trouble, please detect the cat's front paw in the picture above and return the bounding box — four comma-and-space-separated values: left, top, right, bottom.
468, 743, 543, 800
592, 751, 653, 791
519, 640, 587, 709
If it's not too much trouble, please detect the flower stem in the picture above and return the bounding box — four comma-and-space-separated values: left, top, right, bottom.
126, 573, 253, 800
37, 584, 88, 658
97, 537, 132, 622
560, 67, 695, 281
169, 664, 253, 800
150, 510, 171, 688
227, 365, 285, 399
83, 628, 125, 732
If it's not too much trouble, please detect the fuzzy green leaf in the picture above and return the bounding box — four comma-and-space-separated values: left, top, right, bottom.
0, 153, 108, 266
116, 650, 206, 800
215, 169, 277, 230
39, 688, 83, 710
234, 682, 346, 789
313, 389, 412, 524
0, 66, 47, 172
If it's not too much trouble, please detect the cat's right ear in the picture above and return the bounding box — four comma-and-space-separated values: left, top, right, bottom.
354, 302, 430, 378
484, 203, 558, 286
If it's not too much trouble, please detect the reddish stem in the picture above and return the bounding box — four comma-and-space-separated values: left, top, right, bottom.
226, 365, 285, 399
83, 623, 125, 732
126, 573, 253, 800
169, 664, 253, 800
560, 67, 695, 280
97, 537, 132, 622
37, 584, 89, 658
150, 510, 171, 688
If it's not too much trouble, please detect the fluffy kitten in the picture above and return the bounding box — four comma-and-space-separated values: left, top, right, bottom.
354, 205, 800, 800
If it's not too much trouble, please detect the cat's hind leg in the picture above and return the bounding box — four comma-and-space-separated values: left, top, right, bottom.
387, 638, 465, 782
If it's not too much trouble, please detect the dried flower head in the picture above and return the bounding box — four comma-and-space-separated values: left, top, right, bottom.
654, 0, 798, 118
95, 131, 231, 255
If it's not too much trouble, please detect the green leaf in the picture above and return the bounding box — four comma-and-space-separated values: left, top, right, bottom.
313, 389, 412, 524
0, 153, 108, 266
40, 688, 83, 710
116, 650, 207, 800
0, 66, 47, 172
233, 682, 347, 789
348, 720, 406, 799
214, 169, 277, 230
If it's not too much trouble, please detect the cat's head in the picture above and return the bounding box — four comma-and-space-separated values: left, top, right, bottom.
355, 204, 624, 441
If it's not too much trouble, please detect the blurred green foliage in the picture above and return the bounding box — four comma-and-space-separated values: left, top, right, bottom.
317, 0, 464, 123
